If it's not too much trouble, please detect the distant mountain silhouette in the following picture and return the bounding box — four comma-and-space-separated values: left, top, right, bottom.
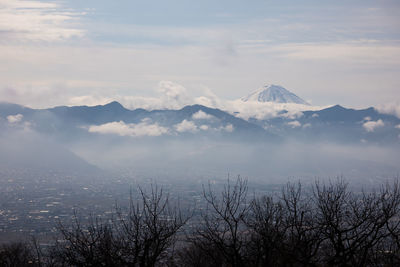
0, 101, 399, 144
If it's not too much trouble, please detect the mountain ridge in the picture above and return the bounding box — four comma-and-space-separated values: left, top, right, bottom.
0, 100, 399, 144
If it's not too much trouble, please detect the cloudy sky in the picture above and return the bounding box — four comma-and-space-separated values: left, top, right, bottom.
0, 0, 399, 110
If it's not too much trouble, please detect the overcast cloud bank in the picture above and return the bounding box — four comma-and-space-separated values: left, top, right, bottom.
0, 0, 84, 42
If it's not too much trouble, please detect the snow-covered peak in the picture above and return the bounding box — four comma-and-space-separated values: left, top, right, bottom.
241, 84, 310, 105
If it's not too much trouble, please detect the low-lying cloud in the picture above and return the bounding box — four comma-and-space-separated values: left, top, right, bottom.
174, 120, 198, 133
87, 116, 235, 137
7, 114, 23, 123
376, 103, 400, 119
287, 120, 301, 128
88, 119, 169, 137
192, 110, 215, 120
363, 119, 384, 132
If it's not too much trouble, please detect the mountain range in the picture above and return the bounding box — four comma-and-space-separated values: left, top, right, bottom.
1, 85, 400, 180
1, 100, 399, 145
1, 84, 400, 144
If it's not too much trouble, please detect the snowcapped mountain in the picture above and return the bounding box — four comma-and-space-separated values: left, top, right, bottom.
241, 84, 310, 105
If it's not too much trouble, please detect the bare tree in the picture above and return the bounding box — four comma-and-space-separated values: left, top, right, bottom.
189, 176, 251, 267
115, 185, 189, 267
314, 179, 400, 267
50, 212, 119, 266
0, 242, 37, 267
51, 185, 189, 267
280, 182, 323, 266
3, 178, 400, 267
246, 195, 286, 266
248, 182, 323, 267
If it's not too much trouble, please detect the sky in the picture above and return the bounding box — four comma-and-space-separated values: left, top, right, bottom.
0, 0, 400, 111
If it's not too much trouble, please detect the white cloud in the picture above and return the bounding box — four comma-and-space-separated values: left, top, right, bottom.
157, 81, 191, 110
364, 116, 372, 121
363, 119, 384, 132
287, 121, 301, 128
65, 81, 192, 110
302, 123, 312, 128
192, 110, 215, 120
119, 96, 164, 111
116, 81, 192, 111
199, 124, 209, 131
68, 95, 114, 106
197, 123, 234, 132
193, 87, 222, 108
174, 120, 198, 133
0, 0, 85, 42
7, 114, 23, 123
376, 103, 400, 119
88, 119, 169, 137
223, 124, 234, 132
395, 124, 400, 129
312, 113, 319, 118
224, 100, 327, 121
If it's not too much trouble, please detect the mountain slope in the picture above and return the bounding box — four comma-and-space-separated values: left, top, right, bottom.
0, 129, 100, 175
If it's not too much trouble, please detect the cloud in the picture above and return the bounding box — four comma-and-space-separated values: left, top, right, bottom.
277, 42, 400, 67
157, 81, 191, 109
199, 125, 209, 131
194, 87, 223, 108
376, 103, 400, 119
224, 100, 327, 121
364, 116, 372, 121
363, 119, 384, 132
7, 114, 23, 123
395, 124, 400, 129
222, 124, 234, 132
302, 123, 312, 128
68, 95, 114, 106
192, 110, 215, 120
174, 120, 198, 133
66, 81, 192, 111
88, 119, 169, 137
0, 0, 85, 42
118, 96, 164, 111
2, 32, 399, 110
287, 120, 301, 128
104, 81, 192, 111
